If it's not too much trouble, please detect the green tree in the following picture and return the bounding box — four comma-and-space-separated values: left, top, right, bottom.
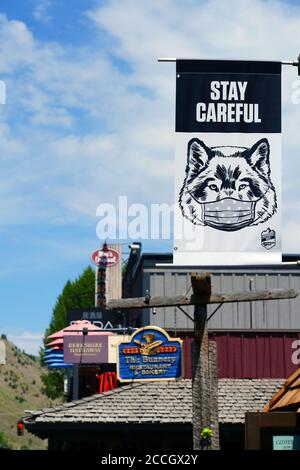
41, 266, 95, 399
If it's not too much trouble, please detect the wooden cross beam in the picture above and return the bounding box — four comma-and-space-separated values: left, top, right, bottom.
106, 288, 298, 310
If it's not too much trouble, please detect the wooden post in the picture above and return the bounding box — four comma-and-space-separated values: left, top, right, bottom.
191, 274, 216, 450
192, 303, 209, 449
209, 340, 219, 450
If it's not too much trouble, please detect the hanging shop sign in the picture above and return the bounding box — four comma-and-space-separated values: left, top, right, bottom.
174, 60, 282, 266
273, 435, 300, 450
64, 335, 109, 364
117, 326, 183, 382
67, 307, 123, 329
91, 248, 119, 267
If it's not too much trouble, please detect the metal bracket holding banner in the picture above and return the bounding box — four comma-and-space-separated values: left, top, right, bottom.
158, 56, 300, 74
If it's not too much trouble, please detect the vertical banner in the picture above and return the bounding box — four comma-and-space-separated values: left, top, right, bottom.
174, 60, 281, 265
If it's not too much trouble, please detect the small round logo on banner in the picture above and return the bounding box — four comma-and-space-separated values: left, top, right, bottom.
91, 248, 119, 267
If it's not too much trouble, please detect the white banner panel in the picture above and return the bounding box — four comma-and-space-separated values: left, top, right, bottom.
174, 60, 282, 265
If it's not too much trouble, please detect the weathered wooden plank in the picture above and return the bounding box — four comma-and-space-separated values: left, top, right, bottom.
191, 273, 211, 297
192, 304, 209, 450
106, 288, 298, 310
191, 274, 219, 450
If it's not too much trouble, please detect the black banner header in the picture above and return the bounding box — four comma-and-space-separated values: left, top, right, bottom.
176, 60, 281, 133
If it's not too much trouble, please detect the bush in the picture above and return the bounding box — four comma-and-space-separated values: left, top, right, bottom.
41, 370, 65, 399
0, 432, 11, 449
15, 396, 25, 403
20, 445, 29, 450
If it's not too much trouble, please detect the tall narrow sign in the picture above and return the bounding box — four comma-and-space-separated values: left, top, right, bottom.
174, 60, 281, 265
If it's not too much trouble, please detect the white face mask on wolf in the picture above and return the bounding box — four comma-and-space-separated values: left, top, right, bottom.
179, 138, 277, 231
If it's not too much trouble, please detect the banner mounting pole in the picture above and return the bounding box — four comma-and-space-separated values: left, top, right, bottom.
158, 57, 300, 69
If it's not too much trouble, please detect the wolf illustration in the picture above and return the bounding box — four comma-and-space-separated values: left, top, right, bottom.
179, 138, 277, 232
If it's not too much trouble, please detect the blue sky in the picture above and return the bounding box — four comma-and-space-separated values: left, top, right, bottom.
1, 0, 300, 354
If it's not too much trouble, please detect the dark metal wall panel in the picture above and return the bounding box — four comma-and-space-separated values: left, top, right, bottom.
163, 272, 177, 329
182, 336, 193, 379
211, 332, 300, 379
149, 272, 195, 330
174, 274, 190, 330
264, 274, 280, 329
277, 274, 291, 329
149, 273, 166, 328
142, 272, 150, 325
125, 260, 146, 328
181, 333, 300, 379
289, 274, 300, 329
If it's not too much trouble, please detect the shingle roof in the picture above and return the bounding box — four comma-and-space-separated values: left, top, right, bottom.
218, 379, 283, 423
24, 379, 284, 426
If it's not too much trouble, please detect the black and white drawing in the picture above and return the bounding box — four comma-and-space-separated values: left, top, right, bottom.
179, 138, 277, 232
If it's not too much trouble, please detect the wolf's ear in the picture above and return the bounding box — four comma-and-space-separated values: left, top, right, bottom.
187, 139, 212, 170
245, 138, 270, 177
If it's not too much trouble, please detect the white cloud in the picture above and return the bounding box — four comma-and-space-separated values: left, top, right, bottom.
0, 1, 299, 253
283, 220, 300, 253
33, 0, 52, 24
6, 331, 44, 355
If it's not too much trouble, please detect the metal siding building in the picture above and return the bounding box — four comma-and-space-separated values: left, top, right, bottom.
149, 269, 300, 331
123, 251, 300, 379
211, 332, 300, 378
124, 253, 300, 331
